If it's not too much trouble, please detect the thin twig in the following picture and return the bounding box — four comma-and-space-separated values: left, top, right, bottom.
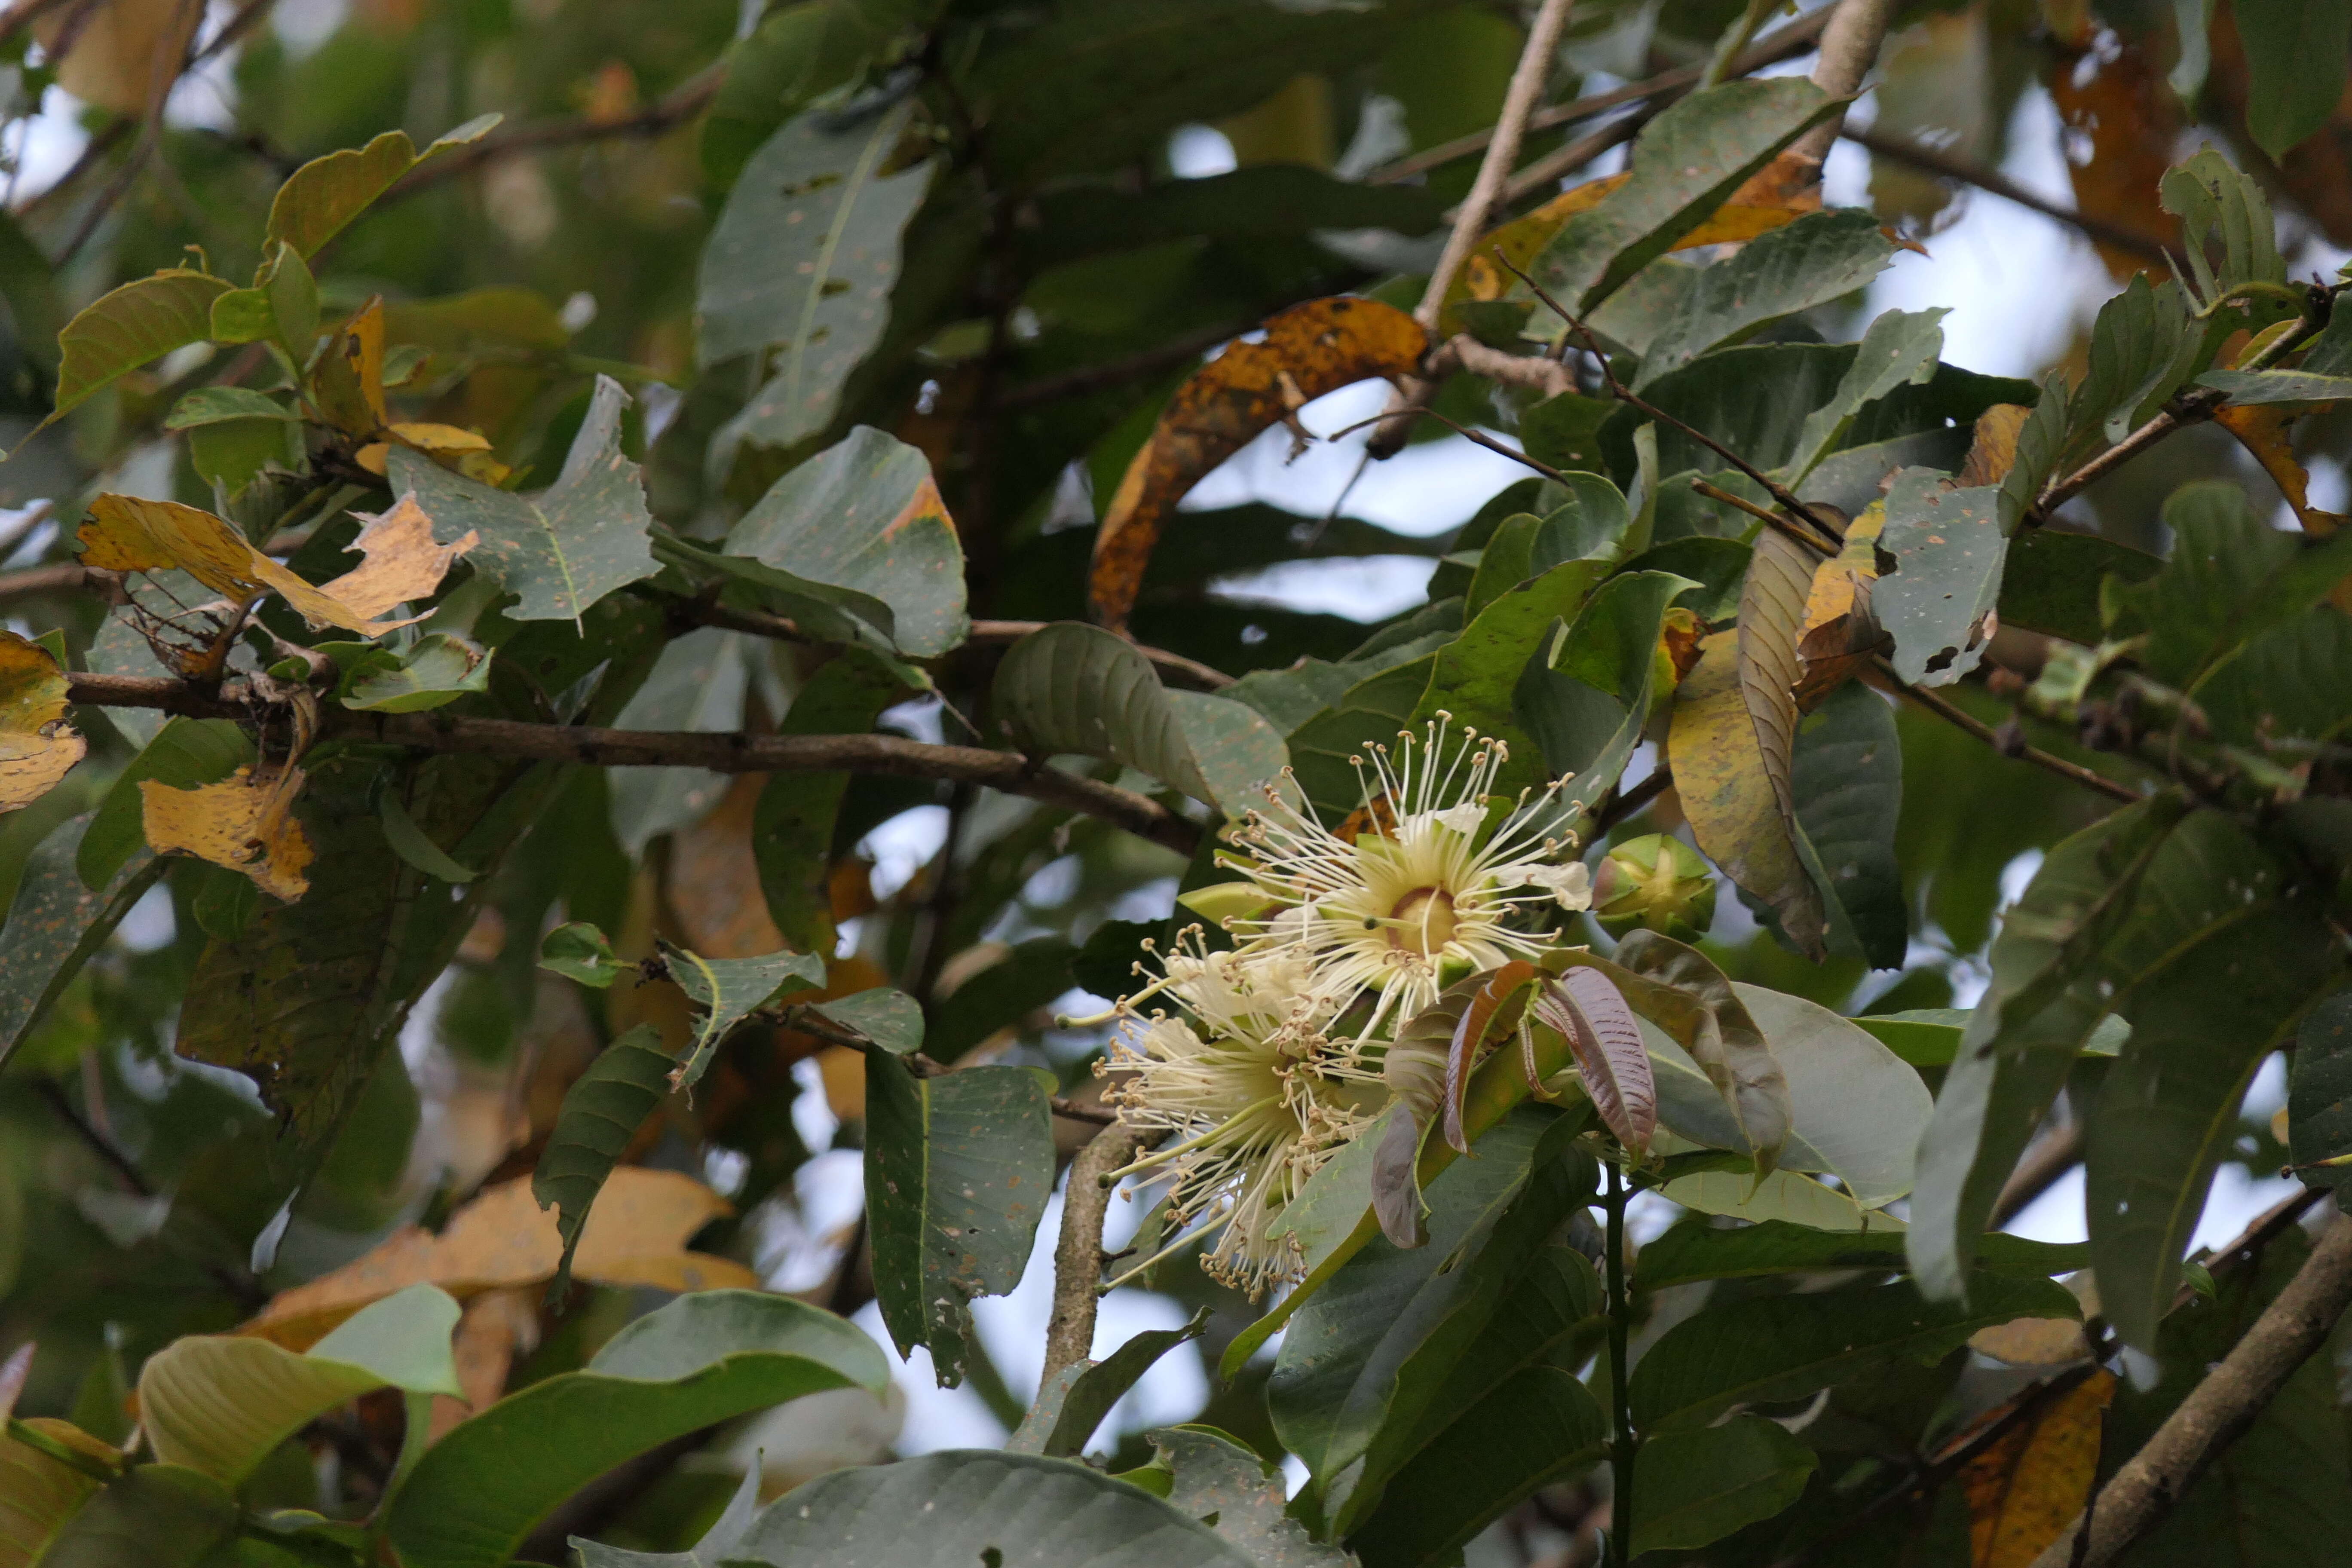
65, 671, 1207, 856
1690, 478, 1836, 558
2024, 1212, 2352, 1568
1878, 658, 2141, 804
1043, 1121, 1148, 1382
1591, 768, 1672, 837
1844, 127, 2170, 265
381, 65, 724, 203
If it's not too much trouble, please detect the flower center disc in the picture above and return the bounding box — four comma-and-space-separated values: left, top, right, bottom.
1387, 886, 1458, 954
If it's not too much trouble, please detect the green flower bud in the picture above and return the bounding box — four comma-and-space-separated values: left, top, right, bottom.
1592, 834, 1715, 942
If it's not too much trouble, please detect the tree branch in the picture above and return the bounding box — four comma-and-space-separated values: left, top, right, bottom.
0, 562, 90, 601
381, 65, 724, 203
1044, 1120, 1147, 1384
1877, 658, 2141, 804
65, 671, 1207, 856
1368, 0, 1577, 456
1843, 126, 2171, 265
2024, 1212, 2352, 1568
1784, 0, 1898, 180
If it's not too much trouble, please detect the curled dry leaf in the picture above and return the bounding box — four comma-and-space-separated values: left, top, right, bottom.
1956, 403, 2031, 488
1959, 1369, 2116, 1568
1089, 296, 1426, 630
0, 632, 86, 813
1534, 968, 1657, 1156
79, 494, 443, 638
241, 1168, 758, 1351
141, 763, 315, 903
1795, 502, 1886, 708
314, 491, 481, 622
1442, 960, 1541, 1153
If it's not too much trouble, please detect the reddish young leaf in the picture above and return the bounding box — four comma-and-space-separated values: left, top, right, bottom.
1535, 969, 1657, 1156
1442, 960, 1540, 1153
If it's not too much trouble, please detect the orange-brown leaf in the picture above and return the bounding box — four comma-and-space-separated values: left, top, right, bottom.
2048, 31, 2181, 280
315, 491, 480, 621
1089, 297, 1427, 629
1961, 1370, 2117, 1568
80, 494, 429, 638
0, 631, 85, 813
1796, 503, 1886, 708
140, 764, 315, 903
2217, 402, 2348, 537
1958, 404, 2033, 488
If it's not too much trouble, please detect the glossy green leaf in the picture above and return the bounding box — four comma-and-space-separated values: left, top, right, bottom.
1, 816, 164, 1071
2085, 810, 2346, 1350
540, 920, 628, 988
863, 1048, 1054, 1385
384, 1292, 886, 1568
1784, 308, 1948, 482
2201, 366, 2352, 404
1996, 527, 2162, 644
389, 375, 658, 622
701, 0, 936, 189
532, 1026, 674, 1294
2124, 481, 2352, 692
1219, 1109, 1390, 1379
701, 102, 932, 462
33, 1465, 238, 1568
1874, 469, 2005, 687
720, 426, 968, 657
2077, 273, 2200, 441
667, 945, 826, 1091
1632, 1415, 1817, 1554
1284, 653, 1436, 821
1635, 1218, 2085, 1289
264, 120, 499, 260
1532, 78, 1842, 313
1009, 1311, 1207, 1459
729, 1450, 1256, 1566
1735, 984, 1928, 1207
139, 1284, 460, 1480
2159, 150, 2287, 315
2237, 0, 2352, 160
1515, 570, 1697, 809
1787, 680, 1907, 968
1168, 690, 1291, 816
1412, 557, 1610, 793
1627, 1272, 2079, 1432
1150, 1426, 1353, 1568
1518, 393, 1613, 476
803, 986, 925, 1054
1907, 795, 2190, 1299
162, 386, 298, 429
573, 1464, 760, 1568
43, 270, 230, 427
340, 634, 493, 713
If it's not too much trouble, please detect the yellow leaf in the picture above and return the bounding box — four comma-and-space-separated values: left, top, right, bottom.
140, 765, 316, 903
1961, 1370, 2116, 1568
353, 423, 496, 478
312, 298, 389, 436
1957, 404, 2032, 487
0, 1419, 120, 1568
0, 632, 85, 813
2217, 402, 2347, 538
79, 493, 424, 637
1091, 296, 1427, 630
314, 492, 480, 622
239, 1170, 758, 1351
1796, 503, 1886, 707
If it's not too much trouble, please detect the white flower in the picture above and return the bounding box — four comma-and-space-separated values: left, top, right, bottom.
1222, 717, 1584, 1043
1101, 939, 1382, 1298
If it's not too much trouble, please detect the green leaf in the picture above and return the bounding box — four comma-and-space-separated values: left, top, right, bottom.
389, 375, 658, 622
1783, 308, 1948, 483
532, 1026, 674, 1295
863, 1048, 1054, 1385
993, 622, 1283, 811
2159, 149, 2287, 315
1628, 1273, 2079, 1432
139, 1284, 461, 1481
32, 1465, 239, 1568
1, 816, 165, 1071
383, 1291, 886, 1568
720, 426, 968, 657
2237, 0, 2352, 160
162, 386, 299, 429
2085, 811, 2347, 1350
2125, 481, 2352, 692
266, 130, 413, 258
2076, 274, 2201, 441
1874, 469, 2006, 686
1515, 570, 1699, 809
1412, 557, 1612, 793
340, 634, 493, 713
572, 1464, 760, 1568
1271, 1109, 1592, 1526
1614, 208, 1896, 390
1345, 1368, 1605, 1568
1150, 1426, 1354, 1568
728, 1451, 1256, 1566
802, 986, 924, 1054
1907, 795, 2190, 1301
1788, 682, 1907, 969
1635, 1218, 2086, 1290
1010, 1311, 1208, 1459
755, 649, 901, 952
2288, 991, 2352, 1209
539, 920, 628, 988
667, 945, 827, 1091
79, 719, 252, 891
701, 102, 932, 464
1532, 78, 1842, 314
1732, 984, 1929, 1208
378, 788, 477, 883
1856, 1008, 1969, 1066
0, 1420, 114, 1564
42, 270, 230, 429
1632, 1415, 1817, 1554
2200, 366, 2352, 404
1519, 393, 1614, 476
1997, 527, 2162, 644
702, 0, 936, 190
1219, 1111, 1391, 1379
1284, 654, 1436, 821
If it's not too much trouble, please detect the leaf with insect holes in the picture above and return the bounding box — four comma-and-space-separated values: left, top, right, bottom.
1090, 296, 1426, 630
1534, 968, 1655, 1155
665, 944, 827, 1092
140, 764, 315, 903
0, 631, 84, 813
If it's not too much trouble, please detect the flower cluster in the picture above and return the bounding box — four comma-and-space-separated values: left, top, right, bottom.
1099, 717, 1593, 1297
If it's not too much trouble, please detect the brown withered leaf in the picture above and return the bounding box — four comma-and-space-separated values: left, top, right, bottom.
141, 764, 315, 903
2217, 402, 2348, 537
0, 632, 86, 813
241, 1168, 758, 1350
428, 1287, 540, 1441
80, 494, 423, 638
1796, 503, 1887, 708
1957, 404, 2032, 488
1089, 297, 1427, 630
2048, 28, 2181, 279
315, 491, 481, 621
1960, 1370, 2117, 1568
